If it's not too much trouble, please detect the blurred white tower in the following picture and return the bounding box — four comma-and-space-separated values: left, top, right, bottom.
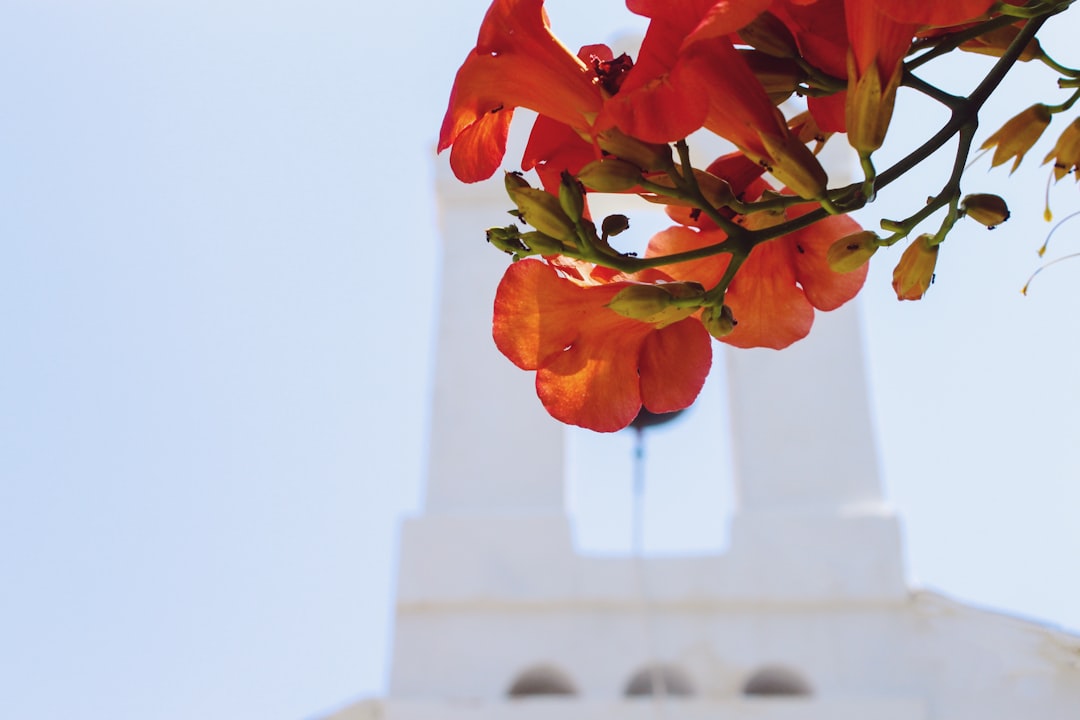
326, 161, 1080, 720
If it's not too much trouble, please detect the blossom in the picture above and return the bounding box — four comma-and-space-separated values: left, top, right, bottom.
892, 234, 939, 301
438, 0, 604, 183
493, 259, 712, 432
599, 0, 827, 199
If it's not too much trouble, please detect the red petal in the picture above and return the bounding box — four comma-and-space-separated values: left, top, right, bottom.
598, 21, 709, 143
447, 110, 513, 183
723, 240, 814, 349
645, 225, 732, 287
493, 260, 614, 370
535, 325, 648, 432
807, 92, 847, 133
683, 0, 774, 48
786, 211, 868, 310
639, 318, 712, 413
522, 116, 597, 193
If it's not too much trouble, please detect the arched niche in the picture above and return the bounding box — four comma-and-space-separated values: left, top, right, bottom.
742, 664, 813, 697
507, 664, 577, 698
624, 664, 695, 697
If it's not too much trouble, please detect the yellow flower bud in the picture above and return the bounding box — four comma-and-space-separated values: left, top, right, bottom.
755, 130, 828, 200
845, 53, 903, 154
700, 304, 737, 339
960, 25, 1042, 63
1043, 117, 1080, 181
607, 282, 705, 328
827, 231, 879, 273
892, 234, 939, 301
961, 194, 1011, 228
981, 104, 1052, 173
577, 158, 644, 192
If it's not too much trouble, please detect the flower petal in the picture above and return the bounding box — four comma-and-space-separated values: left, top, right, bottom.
724, 240, 814, 349
786, 210, 868, 310
446, 109, 513, 183
535, 324, 649, 432
639, 318, 712, 413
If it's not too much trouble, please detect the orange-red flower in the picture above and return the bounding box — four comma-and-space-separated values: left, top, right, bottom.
600, 0, 827, 199
438, 0, 605, 183
493, 259, 712, 432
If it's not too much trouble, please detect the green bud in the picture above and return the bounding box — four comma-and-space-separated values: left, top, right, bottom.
607, 282, 704, 328
596, 127, 674, 172
578, 158, 644, 192
506, 185, 578, 245
504, 171, 531, 192
558, 171, 586, 222
701, 305, 737, 339
518, 231, 566, 256
601, 214, 630, 237
486, 225, 527, 255
826, 231, 879, 273
961, 193, 1011, 228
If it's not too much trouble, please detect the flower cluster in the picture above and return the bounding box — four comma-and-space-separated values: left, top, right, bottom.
440, 0, 1079, 432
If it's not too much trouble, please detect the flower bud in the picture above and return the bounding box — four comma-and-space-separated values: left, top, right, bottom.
960, 25, 1042, 63
504, 171, 531, 192
506, 177, 578, 245
1043, 117, 1080, 181
601, 214, 630, 237
700, 304, 737, 339
596, 127, 674, 172
607, 282, 704, 328
738, 12, 799, 58
755, 130, 828, 199
739, 50, 801, 105
981, 104, 1052, 173
962, 194, 1010, 228
558, 171, 586, 222
827, 231, 879, 273
519, 231, 567, 255
578, 158, 643, 192
486, 226, 527, 255
845, 53, 903, 154
892, 234, 939, 301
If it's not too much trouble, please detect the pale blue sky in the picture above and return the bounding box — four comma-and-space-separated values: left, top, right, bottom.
2, 2, 1078, 719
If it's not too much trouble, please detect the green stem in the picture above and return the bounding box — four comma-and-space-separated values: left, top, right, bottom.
703, 250, 749, 305
1048, 87, 1080, 113
1038, 50, 1080, 76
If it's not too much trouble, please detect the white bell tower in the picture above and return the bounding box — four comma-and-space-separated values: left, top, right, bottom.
325, 160, 1080, 720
